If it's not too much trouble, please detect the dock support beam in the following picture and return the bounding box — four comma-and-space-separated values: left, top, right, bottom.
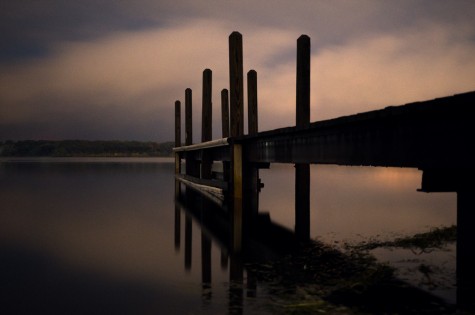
232, 144, 243, 252
295, 35, 311, 241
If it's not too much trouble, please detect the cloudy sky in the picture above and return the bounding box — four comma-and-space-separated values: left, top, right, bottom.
1, 1, 474, 142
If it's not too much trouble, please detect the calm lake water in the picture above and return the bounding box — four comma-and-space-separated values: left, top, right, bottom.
0, 157, 457, 314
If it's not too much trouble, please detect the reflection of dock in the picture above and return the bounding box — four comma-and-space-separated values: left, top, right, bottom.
174, 188, 459, 314
172, 32, 474, 311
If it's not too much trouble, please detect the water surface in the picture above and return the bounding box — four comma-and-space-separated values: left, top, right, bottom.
0, 158, 457, 313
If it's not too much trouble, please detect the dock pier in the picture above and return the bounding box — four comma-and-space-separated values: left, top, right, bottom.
173, 31, 475, 310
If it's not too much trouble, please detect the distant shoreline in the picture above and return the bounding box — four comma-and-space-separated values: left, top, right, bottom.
0, 140, 174, 157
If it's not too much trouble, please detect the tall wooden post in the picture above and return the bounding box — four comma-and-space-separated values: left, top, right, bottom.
295, 35, 311, 241
247, 70, 258, 135
229, 32, 244, 137
185, 88, 193, 146
222, 89, 230, 184
229, 32, 244, 252
202, 69, 213, 143
221, 89, 230, 138
175, 100, 181, 175
202, 69, 213, 179
247, 70, 259, 232
296, 35, 310, 129
185, 89, 199, 178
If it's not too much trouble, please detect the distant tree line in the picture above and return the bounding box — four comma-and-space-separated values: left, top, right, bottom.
0, 140, 175, 157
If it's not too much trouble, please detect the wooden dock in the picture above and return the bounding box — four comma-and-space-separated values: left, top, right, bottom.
172, 31, 475, 308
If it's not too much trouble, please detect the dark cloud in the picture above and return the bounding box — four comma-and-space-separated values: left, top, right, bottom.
1, 1, 475, 142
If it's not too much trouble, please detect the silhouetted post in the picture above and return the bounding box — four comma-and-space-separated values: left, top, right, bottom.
296, 35, 310, 129
202, 69, 213, 179
247, 70, 258, 135
229, 32, 244, 137
246, 69, 259, 232
221, 89, 230, 184
185, 88, 200, 178
175, 100, 181, 175
186, 88, 193, 145
457, 190, 475, 310
229, 32, 244, 253
221, 89, 230, 138
295, 35, 311, 241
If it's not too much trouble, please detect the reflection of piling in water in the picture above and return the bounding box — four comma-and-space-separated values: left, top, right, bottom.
295, 35, 311, 241
184, 213, 192, 271
172, 31, 475, 312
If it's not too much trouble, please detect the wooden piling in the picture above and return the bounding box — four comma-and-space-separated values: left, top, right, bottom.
295, 35, 311, 241
202, 69, 213, 142
201, 69, 213, 180
221, 89, 230, 138
229, 32, 244, 137
247, 70, 258, 135
229, 32, 244, 252
185, 89, 200, 178
185, 88, 193, 146
175, 100, 181, 175
296, 35, 310, 130
246, 70, 259, 232
221, 89, 230, 184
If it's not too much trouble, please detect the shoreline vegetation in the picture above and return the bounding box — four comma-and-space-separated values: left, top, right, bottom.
0, 140, 175, 157
249, 225, 458, 314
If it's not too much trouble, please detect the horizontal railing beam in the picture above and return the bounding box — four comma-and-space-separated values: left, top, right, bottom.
173, 137, 229, 152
